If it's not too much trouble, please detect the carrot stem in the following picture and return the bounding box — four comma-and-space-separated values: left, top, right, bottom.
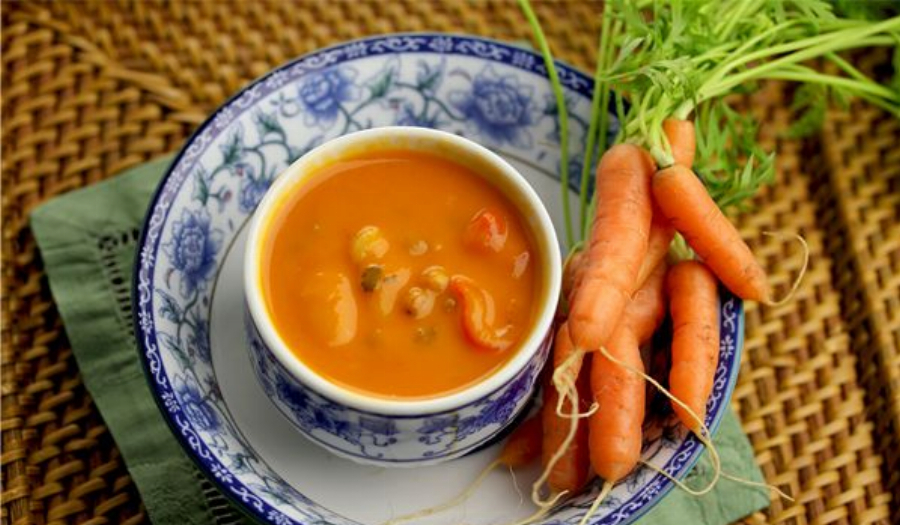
580, 11, 621, 240
518, 0, 573, 248
579, 10, 612, 240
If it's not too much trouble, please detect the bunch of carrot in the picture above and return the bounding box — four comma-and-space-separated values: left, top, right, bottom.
532, 116, 751, 506
514, 0, 900, 515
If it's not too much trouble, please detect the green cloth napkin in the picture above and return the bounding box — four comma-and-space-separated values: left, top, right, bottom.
30, 156, 770, 525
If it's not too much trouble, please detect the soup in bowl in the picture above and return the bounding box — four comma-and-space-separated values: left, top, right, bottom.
244, 127, 561, 465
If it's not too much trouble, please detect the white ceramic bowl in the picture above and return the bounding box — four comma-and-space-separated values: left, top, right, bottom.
243, 126, 561, 466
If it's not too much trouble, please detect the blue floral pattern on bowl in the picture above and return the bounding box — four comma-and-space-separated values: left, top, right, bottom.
135, 34, 745, 525
246, 309, 549, 464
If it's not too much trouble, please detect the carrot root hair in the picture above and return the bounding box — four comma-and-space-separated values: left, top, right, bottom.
641, 457, 719, 497
531, 386, 579, 506
381, 458, 502, 525
504, 491, 567, 525
381, 449, 579, 525
509, 464, 525, 509
577, 481, 614, 525
761, 231, 809, 307
720, 471, 795, 502
598, 346, 793, 501
552, 349, 598, 419
531, 366, 594, 507
555, 388, 599, 420
552, 349, 583, 397
642, 455, 794, 502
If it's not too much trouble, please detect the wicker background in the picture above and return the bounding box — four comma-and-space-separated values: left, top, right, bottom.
1, 1, 898, 524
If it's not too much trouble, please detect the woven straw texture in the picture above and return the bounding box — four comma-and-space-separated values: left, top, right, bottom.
1, 2, 897, 524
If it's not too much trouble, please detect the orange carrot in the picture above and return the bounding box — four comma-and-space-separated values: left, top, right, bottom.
543, 354, 593, 494
551, 322, 581, 394
499, 413, 543, 467
635, 119, 694, 286
662, 118, 696, 168
568, 242, 590, 308
589, 262, 666, 482
624, 262, 669, 344
635, 208, 675, 288
562, 248, 586, 306
652, 164, 768, 302
589, 330, 646, 482
568, 144, 655, 351
667, 260, 719, 431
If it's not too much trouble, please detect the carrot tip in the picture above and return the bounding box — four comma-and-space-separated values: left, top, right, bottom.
761, 231, 809, 307
577, 481, 614, 525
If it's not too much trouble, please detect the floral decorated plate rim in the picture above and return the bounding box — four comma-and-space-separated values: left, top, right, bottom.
133, 32, 745, 525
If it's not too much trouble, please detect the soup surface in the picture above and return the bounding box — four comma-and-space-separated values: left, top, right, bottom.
261, 149, 540, 399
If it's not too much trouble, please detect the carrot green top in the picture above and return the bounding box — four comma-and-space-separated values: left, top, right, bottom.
519, 0, 900, 250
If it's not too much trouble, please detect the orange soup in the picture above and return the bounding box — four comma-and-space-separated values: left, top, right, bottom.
261, 149, 540, 399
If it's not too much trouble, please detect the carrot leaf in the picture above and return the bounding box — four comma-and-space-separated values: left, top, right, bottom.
521, 0, 900, 228
591, 0, 898, 211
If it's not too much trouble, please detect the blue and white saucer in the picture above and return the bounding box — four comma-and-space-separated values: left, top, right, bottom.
134, 34, 744, 525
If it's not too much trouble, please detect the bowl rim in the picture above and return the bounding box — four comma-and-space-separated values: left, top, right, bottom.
243, 126, 562, 416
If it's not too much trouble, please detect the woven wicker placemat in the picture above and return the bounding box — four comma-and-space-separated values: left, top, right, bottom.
818, 102, 900, 523
2, 2, 897, 524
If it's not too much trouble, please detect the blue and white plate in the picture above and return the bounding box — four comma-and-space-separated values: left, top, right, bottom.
134, 34, 744, 525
